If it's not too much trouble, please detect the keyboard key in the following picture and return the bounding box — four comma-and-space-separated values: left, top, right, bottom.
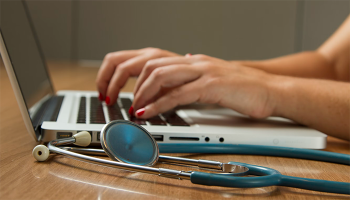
120, 98, 132, 109
129, 116, 147, 125
77, 97, 86, 123
162, 111, 190, 126
107, 104, 124, 120
148, 116, 167, 126
166, 121, 189, 126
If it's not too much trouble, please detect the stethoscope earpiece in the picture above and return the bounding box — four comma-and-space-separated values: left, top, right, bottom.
33, 145, 50, 161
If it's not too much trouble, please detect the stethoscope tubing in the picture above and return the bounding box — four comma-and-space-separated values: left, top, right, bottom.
158, 144, 350, 194
191, 162, 350, 195
158, 144, 350, 165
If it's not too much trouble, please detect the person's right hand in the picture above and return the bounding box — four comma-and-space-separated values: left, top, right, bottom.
96, 47, 181, 106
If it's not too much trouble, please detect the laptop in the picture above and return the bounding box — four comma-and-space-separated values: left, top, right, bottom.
0, 0, 327, 149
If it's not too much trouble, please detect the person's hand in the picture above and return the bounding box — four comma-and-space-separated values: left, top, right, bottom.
132, 54, 278, 119
96, 47, 181, 106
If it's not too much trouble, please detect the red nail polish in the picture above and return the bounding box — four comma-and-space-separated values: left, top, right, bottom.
99, 93, 104, 101
136, 108, 145, 117
128, 106, 134, 116
186, 53, 192, 57
105, 96, 110, 105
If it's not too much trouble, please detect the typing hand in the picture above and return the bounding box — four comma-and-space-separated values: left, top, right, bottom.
132, 54, 278, 119
96, 47, 180, 106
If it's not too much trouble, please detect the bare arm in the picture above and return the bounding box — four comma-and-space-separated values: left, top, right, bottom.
242, 15, 350, 140
270, 76, 350, 141
235, 15, 350, 82
130, 17, 350, 140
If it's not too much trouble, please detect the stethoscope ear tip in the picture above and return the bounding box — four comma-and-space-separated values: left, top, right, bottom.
73, 131, 91, 147
32, 145, 50, 162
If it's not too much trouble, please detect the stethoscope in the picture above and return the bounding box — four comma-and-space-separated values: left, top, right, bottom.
33, 120, 350, 195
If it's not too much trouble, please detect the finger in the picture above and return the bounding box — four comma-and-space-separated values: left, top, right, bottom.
105, 54, 161, 105
133, 64, 201, 111
133, 56, 197, 96
135, 81, 202, 119
96, 50, 139, 99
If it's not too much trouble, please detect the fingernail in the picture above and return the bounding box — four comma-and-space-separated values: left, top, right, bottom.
185, 53, 192, 57
128, 106, 134, 116
105, 96, 110, 105
136, 108, 145, 117
98, 93, 104, 101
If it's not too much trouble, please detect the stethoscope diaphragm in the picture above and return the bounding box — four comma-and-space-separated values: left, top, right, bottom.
100, 120, 159, 166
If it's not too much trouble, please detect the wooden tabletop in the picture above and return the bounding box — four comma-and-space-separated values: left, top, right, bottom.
0, 61, 349, 200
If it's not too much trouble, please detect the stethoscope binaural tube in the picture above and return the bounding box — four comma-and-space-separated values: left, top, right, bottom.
33, 135, 193, 179
33, 120, 249, 178
60, 146, 249, 174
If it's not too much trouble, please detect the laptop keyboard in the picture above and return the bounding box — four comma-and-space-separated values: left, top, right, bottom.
77, 97, 189, 126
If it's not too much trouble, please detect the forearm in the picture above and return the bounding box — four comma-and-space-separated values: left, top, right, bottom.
269, 75, 350, 140
233, 51, 338, 80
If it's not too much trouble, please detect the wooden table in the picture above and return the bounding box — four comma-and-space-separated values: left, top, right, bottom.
0, 61, 349, 200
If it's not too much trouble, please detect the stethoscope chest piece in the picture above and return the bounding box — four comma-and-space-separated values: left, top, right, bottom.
100, 120, 159, 166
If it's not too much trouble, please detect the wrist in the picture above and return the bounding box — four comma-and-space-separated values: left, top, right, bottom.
266, 74, 296, 118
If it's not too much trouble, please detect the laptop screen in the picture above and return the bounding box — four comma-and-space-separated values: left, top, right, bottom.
0, 1, 54, 116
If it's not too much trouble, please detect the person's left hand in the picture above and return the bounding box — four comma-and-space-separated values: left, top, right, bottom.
131, 54, 279, 119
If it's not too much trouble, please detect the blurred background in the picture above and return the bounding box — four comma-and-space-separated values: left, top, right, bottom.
3, 0, 350, 63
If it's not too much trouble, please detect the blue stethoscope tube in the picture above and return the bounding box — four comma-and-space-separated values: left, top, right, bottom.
158, 144, 350, 165
191, 162, 349, 194
159, 144, 350, 194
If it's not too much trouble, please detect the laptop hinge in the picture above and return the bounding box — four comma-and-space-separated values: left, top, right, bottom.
32, 96, 64, 139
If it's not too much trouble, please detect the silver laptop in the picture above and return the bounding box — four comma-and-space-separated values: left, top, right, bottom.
0, 0, 327, 149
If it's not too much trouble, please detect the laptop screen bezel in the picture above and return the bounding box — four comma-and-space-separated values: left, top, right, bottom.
0, 0, 56, 141
0, 30, 38, 141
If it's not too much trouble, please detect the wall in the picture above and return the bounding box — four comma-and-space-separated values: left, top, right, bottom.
25, 0, 349, 61
302, 0, 349, 50
26, 0, 73, 60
